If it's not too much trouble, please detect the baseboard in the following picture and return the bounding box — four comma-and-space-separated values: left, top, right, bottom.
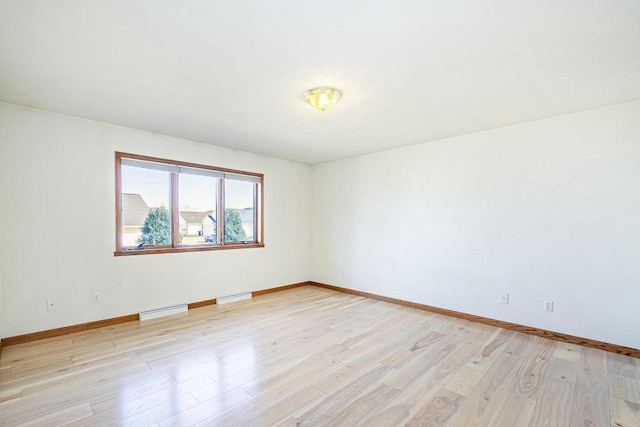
187, 298, 217, 309
310, 281, 640, 358
252, 281, 311, 297
1, 314, 140, 347
0, 282, 311, 350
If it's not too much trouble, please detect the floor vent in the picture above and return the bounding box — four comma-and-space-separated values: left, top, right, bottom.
139, 303, 187, 321
217, 292, 252, 305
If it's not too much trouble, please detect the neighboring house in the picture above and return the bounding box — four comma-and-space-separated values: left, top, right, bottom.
179, 211, 216, 236
123, 196, 250, 244
123, 197, 217, 245
180, 209, 253, 241
122, 193, 149, 246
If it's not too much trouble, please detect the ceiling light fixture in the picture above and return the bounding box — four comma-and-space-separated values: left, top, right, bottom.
304, 87, 342, 111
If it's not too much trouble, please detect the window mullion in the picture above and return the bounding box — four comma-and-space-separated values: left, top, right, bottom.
253, 183, 258, 243
219, 178, 225, 245
259, 181, 264, 244
171, 173, 180, 248
115, 153, 124, 251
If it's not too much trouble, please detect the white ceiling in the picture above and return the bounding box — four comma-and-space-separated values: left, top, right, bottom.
1, 1, 639, 164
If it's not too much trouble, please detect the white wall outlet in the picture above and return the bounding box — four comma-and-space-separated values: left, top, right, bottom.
47, 298, 56, 311
92, 292, 101, 304
499, 293, 509, 304
544, 300, 554, 312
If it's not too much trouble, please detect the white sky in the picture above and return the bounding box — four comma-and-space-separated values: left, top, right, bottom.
122, 166, 254, 211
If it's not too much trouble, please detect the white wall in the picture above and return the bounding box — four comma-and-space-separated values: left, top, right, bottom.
2, 100, 639, 350
0, 102, 311, 338
311, 101, 640, 349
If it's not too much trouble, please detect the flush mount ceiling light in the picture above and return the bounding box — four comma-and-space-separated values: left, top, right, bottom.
304, 87, 342, 111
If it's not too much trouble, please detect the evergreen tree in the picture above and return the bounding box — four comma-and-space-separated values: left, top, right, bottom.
138, 206, 171, 246
224, 210, 248, 242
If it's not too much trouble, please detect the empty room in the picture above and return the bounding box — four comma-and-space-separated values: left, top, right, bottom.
1, 1, 639, 426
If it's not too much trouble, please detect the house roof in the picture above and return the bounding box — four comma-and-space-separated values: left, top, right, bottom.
180, 211, 215, 224
122, 193, 149, 226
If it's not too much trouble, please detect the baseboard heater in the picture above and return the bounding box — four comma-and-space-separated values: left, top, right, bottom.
217, 291, 252, 305
139, 303, 188, 321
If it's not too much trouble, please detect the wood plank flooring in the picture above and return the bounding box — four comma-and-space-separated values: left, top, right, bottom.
1, 286, 638, 426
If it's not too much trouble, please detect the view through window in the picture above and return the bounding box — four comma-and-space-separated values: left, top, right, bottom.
115, 152, 263, 255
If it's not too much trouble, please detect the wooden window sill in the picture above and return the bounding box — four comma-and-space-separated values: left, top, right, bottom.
114, 243, 264, 256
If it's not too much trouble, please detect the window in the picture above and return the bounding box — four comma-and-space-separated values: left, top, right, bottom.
115, 152, 263, 255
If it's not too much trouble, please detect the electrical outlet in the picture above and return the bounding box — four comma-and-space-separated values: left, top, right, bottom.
92, 292, 101, 304
499, 293, 509, 304
543, 300, 554, 312
47, 298, 56, 311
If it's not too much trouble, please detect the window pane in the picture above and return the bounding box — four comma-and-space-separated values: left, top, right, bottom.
121, 165, 172, 247
224, 179, 256, 242
179, 174, 218, 245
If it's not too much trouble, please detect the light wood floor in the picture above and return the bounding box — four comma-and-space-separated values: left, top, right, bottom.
1, 286, 639, 426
